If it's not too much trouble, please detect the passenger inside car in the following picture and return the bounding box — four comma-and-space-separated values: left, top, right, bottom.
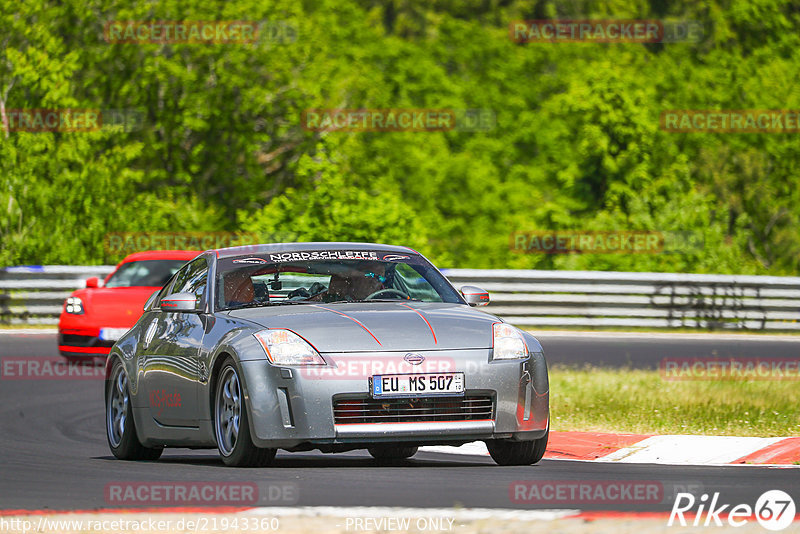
222, 269, 255, 307
311, 262, 388, 302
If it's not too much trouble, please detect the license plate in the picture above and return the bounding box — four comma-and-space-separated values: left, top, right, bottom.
99, 327, 129, 341
371, 372, 464, 398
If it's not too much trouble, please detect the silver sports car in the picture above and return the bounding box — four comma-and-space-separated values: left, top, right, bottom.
105, 243, 549, 466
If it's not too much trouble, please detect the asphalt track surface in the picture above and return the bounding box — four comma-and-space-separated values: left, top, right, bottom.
537, 331, 800, 369
0, 332, 798, 512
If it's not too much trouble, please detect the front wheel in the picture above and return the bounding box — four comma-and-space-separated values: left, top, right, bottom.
214, 359, 276, 467
486, 431, 548, 466
106, 360, 163, 461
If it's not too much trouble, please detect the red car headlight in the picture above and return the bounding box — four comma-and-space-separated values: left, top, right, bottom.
64, 297, 84, 315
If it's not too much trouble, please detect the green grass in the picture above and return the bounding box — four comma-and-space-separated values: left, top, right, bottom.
549, 366, 800, 437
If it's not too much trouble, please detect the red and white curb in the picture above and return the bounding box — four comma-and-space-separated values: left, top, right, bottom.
421, 432, 800, 466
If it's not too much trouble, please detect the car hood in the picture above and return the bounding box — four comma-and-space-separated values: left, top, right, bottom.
225, 301, 500, 352
70, 287, 158, 327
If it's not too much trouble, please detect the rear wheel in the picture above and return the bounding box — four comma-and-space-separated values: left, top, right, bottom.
486, 431, 548, 466
368, 445, 418, 461
214, 359, 276, 467
106, 360, 163, 461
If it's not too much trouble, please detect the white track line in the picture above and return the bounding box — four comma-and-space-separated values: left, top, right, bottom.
246, 506, 581, 521
420, 443, 489, 456
597, 435, 787, 465
422, 439, 800, 467
0, 328, 57, 335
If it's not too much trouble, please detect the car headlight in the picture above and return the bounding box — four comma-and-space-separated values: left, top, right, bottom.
492, 323, 528, 360
253, 329, 325, 366
64, 297, 84, 315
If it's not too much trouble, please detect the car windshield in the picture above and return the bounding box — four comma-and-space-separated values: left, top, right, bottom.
215, 250, 462, 310
105, 259, 189, 288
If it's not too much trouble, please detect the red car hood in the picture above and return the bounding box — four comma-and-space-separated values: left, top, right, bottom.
69, 287, 158, 328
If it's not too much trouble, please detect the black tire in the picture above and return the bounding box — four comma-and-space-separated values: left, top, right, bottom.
486, 431, 548, 466
214, 359, 276, 467
367, 445, 419, 461
106, 359, 163, 461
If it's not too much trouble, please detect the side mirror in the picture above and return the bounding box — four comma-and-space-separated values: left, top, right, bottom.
160, 292, 198, 312
85, 277, 100, 288
461, 286, 490, 307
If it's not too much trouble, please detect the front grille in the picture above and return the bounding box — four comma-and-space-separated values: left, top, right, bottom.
333, 395, 494, 424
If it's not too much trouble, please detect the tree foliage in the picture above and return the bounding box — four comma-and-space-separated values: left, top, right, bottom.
1, 0, 799, 273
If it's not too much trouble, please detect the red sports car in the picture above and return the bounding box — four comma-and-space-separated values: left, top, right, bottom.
58, 250, 199, 358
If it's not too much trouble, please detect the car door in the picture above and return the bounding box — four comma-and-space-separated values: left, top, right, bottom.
142, 257, 209, 427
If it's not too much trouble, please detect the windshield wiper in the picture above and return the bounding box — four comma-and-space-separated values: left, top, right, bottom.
325, 298, 422, 304
223, 300, 315, 311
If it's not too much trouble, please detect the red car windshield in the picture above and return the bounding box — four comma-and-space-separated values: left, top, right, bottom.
105, 259, 188, 288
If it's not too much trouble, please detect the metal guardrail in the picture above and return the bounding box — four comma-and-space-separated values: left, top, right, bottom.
1, 266, 799, 330
442, 269, 800, 331
0, 266, 114, 325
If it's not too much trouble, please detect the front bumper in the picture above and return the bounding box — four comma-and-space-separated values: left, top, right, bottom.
57, 329, 115, 357
239, 349, 549, 449
58, 312, 134, 357
335, 420, 496, 439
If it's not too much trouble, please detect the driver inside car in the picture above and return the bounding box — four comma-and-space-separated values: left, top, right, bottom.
309, 262, 388, 302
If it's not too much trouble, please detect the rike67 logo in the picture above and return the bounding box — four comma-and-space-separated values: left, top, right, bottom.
669, 490, 795, 531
